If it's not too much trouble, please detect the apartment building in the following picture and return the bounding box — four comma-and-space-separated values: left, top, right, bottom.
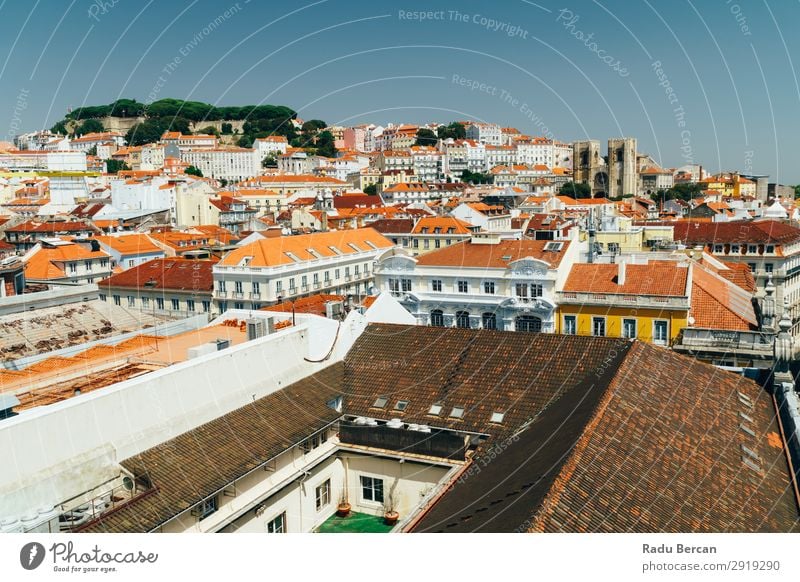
98, 258, 216, 317
465, 122, 502, 146
374, 232, 582, 332
23, 238, 113, 284
212, 228, 395, 310
94, 233, 165, 270
181, 147, 260, 182
672, 219, 800, 336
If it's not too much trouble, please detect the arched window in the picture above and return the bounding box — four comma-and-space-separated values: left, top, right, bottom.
456, 311, 470, 329
516, 315, 542, 333
482, 312, 497, 330
430, 309, 444, 327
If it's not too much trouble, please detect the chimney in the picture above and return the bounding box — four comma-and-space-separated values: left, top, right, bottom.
587, 208, 596, 263
617, 261, 626, 286
321, 212, 328, 232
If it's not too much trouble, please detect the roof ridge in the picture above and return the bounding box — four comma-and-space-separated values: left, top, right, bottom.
528, 340, 633, 531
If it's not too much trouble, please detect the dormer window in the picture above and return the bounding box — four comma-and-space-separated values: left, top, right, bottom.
490, 411, 505, 424
449, 406, 465, 419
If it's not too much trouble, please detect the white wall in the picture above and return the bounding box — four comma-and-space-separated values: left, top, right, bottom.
0, 318, 342, 522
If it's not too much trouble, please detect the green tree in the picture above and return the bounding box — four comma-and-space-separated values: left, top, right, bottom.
793, 185, 800, 198
559, 181, 592, 198
363, 184, 377, 195
76, 118, 105, 135
415, 128, 438, 147
198, 125, 220, 136
87, 145, 97, 157
51, 120, 69, 135
261, 154, 277, 168
221, 122, 233, 134
104, 159, 129, 173
185, 165, 203, 177
313, 130, 337, 158
460, 169, 494, 185
437, 122, 466, 140
663, 182, 704, 201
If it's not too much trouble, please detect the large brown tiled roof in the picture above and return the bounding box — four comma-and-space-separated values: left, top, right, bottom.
98, 258, 215, 292
403, 330, 799, 533
563, 261, 689, 296
415, 239, 570, 269
529, 342, 799, 533
83, 364, 343, 533
673, 220, 800, 245
342, 324, 630, 438
690, 263, 757, 331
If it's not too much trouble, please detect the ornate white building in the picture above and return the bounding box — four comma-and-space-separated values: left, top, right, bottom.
374, 232, 584, 332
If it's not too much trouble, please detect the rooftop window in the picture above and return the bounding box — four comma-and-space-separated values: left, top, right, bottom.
449, 406, 465, 419
428, 403, 443, 416
490, 411, 505, 424
394, 400, 409, 412
372, 396, 388, 409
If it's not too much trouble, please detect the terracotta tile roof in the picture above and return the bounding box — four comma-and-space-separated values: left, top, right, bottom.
527, 341, 799, 533
690, 263, 757, 331
98, 258, 215, 292
411, 216, 475, 235
219, 228, 393, 268
262, 294, 344, 317
24, 242, 110, 280
6, 221, 97, 234
415, 239, 570, 269
563, 261, 689, 297
332, 194, 383, 209
95, 234, 162, 255
378, 325, 799, 532
83, 365, 342, 532
673, 220, 800, 245
342, 324, 631, 438
367, 218, 415, 235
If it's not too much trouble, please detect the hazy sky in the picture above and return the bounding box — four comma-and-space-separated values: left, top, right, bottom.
1, 0, 798, 182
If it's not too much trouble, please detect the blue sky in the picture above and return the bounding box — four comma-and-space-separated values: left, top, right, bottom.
1, 0, 798, 182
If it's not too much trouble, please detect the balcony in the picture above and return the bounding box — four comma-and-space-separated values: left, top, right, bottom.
232, 291, 244, 300
344, 275, 352, 282
250, 292, 261, 300
301, 284, 309, 292
558, 291, 689, 310
216, 290, 228, 298
674, 328, 774, 355
313, 282, 321, 289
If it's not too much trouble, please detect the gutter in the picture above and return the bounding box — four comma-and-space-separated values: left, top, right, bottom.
772, 392, 800, 513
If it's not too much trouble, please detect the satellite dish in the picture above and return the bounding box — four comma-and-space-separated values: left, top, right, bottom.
122, 477, 134, 491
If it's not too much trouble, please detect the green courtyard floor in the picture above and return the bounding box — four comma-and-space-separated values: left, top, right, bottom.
316, 511, 395, 533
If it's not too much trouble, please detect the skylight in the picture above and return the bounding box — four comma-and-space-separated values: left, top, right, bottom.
428, 403, 443, 416
394, 400, 409, 412
449, 406, 465, 419
490, 411, 505, 424
544, 242, 563, 251
284, 251, 301, 263
372, 396, 388, 409
328, 245, 343, 255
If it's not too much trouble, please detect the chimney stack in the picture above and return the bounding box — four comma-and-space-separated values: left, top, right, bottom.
617, 260, 626, 286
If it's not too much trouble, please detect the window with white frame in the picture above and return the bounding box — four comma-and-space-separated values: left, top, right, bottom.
623, 318, 637, 339
653, 320, 668, 345
360, 475, 384, 504
563, 315, 576, 335
432, 279, 442, 292
457, 280, 468, 293
266, 512, 286, 533
484, 281, 495, 294
592, 317, 606, 337
315, 479, 331, 511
